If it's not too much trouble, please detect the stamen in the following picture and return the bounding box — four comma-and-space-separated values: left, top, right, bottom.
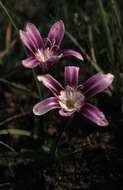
50, 44, 60, 51
35, 48, 53, 63
35, 38, 60, 63
46, 38, 52, 47
58, 86, 85, 112
47, 38, 60, 50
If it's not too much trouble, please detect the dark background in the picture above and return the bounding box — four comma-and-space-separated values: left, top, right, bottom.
0, 0, 123, 189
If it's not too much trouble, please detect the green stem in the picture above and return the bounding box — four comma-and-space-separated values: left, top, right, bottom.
0, 1, 18, 33
0, 0, 42, 98
0, 78, 39, 99
96, 0, 114, 65
65, 30, 103, 73
32, 69, 42, 99
51, 116, 74, 155
0, 141, 17, 154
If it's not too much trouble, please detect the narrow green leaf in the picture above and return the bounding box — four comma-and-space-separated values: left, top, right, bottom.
0, 129, 31, 136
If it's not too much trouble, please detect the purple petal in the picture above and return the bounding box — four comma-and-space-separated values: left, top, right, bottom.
22, 57, 39, 68
47, 20, 65, 46
80, 103, 109, 126
62, 49, 84, 61
59, 109, 75, 117
44, 54, 63, 68
33, 97, 60, 116
47, 55, 61, 64
64, 66, 79, 87
26, 23, 44, 49
20, 30, 35, 53
83, 73, 114, 99
37, 74, 64, 96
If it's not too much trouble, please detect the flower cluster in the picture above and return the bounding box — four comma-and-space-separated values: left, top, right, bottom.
20, 20, 114, 127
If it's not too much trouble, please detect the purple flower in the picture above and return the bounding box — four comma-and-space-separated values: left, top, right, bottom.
33, 66, 114, 126
20, 21, 83, 69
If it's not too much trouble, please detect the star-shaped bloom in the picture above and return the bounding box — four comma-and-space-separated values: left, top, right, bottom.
20, 21, 83, 69
33, 66, 114, 126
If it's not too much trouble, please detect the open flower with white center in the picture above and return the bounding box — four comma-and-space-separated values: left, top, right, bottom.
19, 20, 83, 69
33, 66, 114, 126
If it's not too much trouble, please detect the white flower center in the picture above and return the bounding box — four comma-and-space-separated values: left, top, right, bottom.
58, 86, 85, 112
35, 48, 53, 62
